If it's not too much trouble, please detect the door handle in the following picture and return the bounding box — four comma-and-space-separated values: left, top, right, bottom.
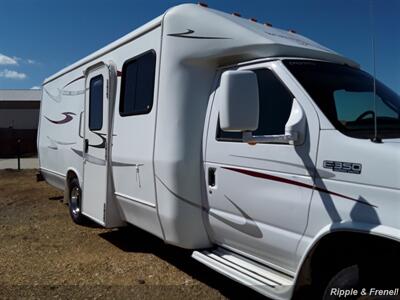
84, 139, 89, 153
208, 168, 216, 187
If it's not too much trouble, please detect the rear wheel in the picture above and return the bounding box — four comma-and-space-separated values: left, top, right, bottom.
68, 178, 86, 225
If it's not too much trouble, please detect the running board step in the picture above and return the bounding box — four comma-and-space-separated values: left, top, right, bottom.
192, 248, 294, 298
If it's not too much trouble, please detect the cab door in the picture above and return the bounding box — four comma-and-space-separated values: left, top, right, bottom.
204, 61, 320, 272
82, 63, 110, 225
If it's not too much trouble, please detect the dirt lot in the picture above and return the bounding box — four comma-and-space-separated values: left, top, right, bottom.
0, 170, 265, 299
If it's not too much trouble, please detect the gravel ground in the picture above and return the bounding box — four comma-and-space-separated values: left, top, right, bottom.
0, 169, 265, 300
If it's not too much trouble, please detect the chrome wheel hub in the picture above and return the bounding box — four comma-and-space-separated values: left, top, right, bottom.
70, 186, 81, 216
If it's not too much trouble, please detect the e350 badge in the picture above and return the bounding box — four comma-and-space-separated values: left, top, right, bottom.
323, 160, 362, 174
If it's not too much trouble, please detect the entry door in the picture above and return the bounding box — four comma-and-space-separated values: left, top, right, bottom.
82, 64, 109, 225
204, 61, 320, 272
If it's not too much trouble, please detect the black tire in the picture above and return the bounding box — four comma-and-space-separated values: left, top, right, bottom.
68, 178, 86, 225
322, 265, 377, 300
323, 265, 362, 300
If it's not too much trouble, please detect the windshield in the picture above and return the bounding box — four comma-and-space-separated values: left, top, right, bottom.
283, 60, 400, 139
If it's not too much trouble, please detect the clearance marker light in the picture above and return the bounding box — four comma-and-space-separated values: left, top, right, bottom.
197, 2, 208, 8
232, 12, 241, 17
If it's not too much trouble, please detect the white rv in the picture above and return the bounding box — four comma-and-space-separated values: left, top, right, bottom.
38, 4, 400, 299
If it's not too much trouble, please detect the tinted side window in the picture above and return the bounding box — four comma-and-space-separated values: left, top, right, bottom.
120, 51, 156, 116
253, 69, 293, 135
89, 75, 103, 131
217, 68, 293, 141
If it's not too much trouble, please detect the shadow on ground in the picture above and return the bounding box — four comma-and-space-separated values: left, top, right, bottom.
99, 225, 268, 299
49, 195, 64, 201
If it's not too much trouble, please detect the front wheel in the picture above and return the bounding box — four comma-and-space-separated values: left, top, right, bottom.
323, 265, 361, 300
68, 178, 86, 225
322, 264, 393, 300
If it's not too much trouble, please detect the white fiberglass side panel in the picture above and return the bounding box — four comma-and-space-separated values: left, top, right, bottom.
39, 69, 85, 189
161, 4, 356, 67
153, 7, 224, 248
204, 61, 321, 272
111, 27, 163, 238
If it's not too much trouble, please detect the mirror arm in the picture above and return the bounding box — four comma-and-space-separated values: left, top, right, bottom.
242, 131, 298, 144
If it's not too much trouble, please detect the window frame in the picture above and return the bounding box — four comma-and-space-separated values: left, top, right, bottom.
119, 49, 157, 117
216, 66, 295, 143
88, 74, 104, 131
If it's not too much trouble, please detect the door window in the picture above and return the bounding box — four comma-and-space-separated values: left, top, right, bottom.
89, 75, 104, 131
217, 68, 293, 142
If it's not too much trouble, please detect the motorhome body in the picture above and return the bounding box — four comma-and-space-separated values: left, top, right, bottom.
38, 4, 400, 299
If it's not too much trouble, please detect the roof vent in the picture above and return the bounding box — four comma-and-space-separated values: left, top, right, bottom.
197, 2, 208, 7
232, 12, 241, 17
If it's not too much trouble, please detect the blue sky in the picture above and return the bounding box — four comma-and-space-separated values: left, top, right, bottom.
0, 0, 398, 94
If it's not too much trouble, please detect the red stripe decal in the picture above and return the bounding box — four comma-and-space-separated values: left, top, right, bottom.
63, 71, 122, 89
63, 75, 85, 89
45, 112, 76, 124
222, 167, 373, 206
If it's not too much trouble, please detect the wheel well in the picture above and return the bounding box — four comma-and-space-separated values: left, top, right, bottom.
64, 170, 79, 204
295, 231, 400, 295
